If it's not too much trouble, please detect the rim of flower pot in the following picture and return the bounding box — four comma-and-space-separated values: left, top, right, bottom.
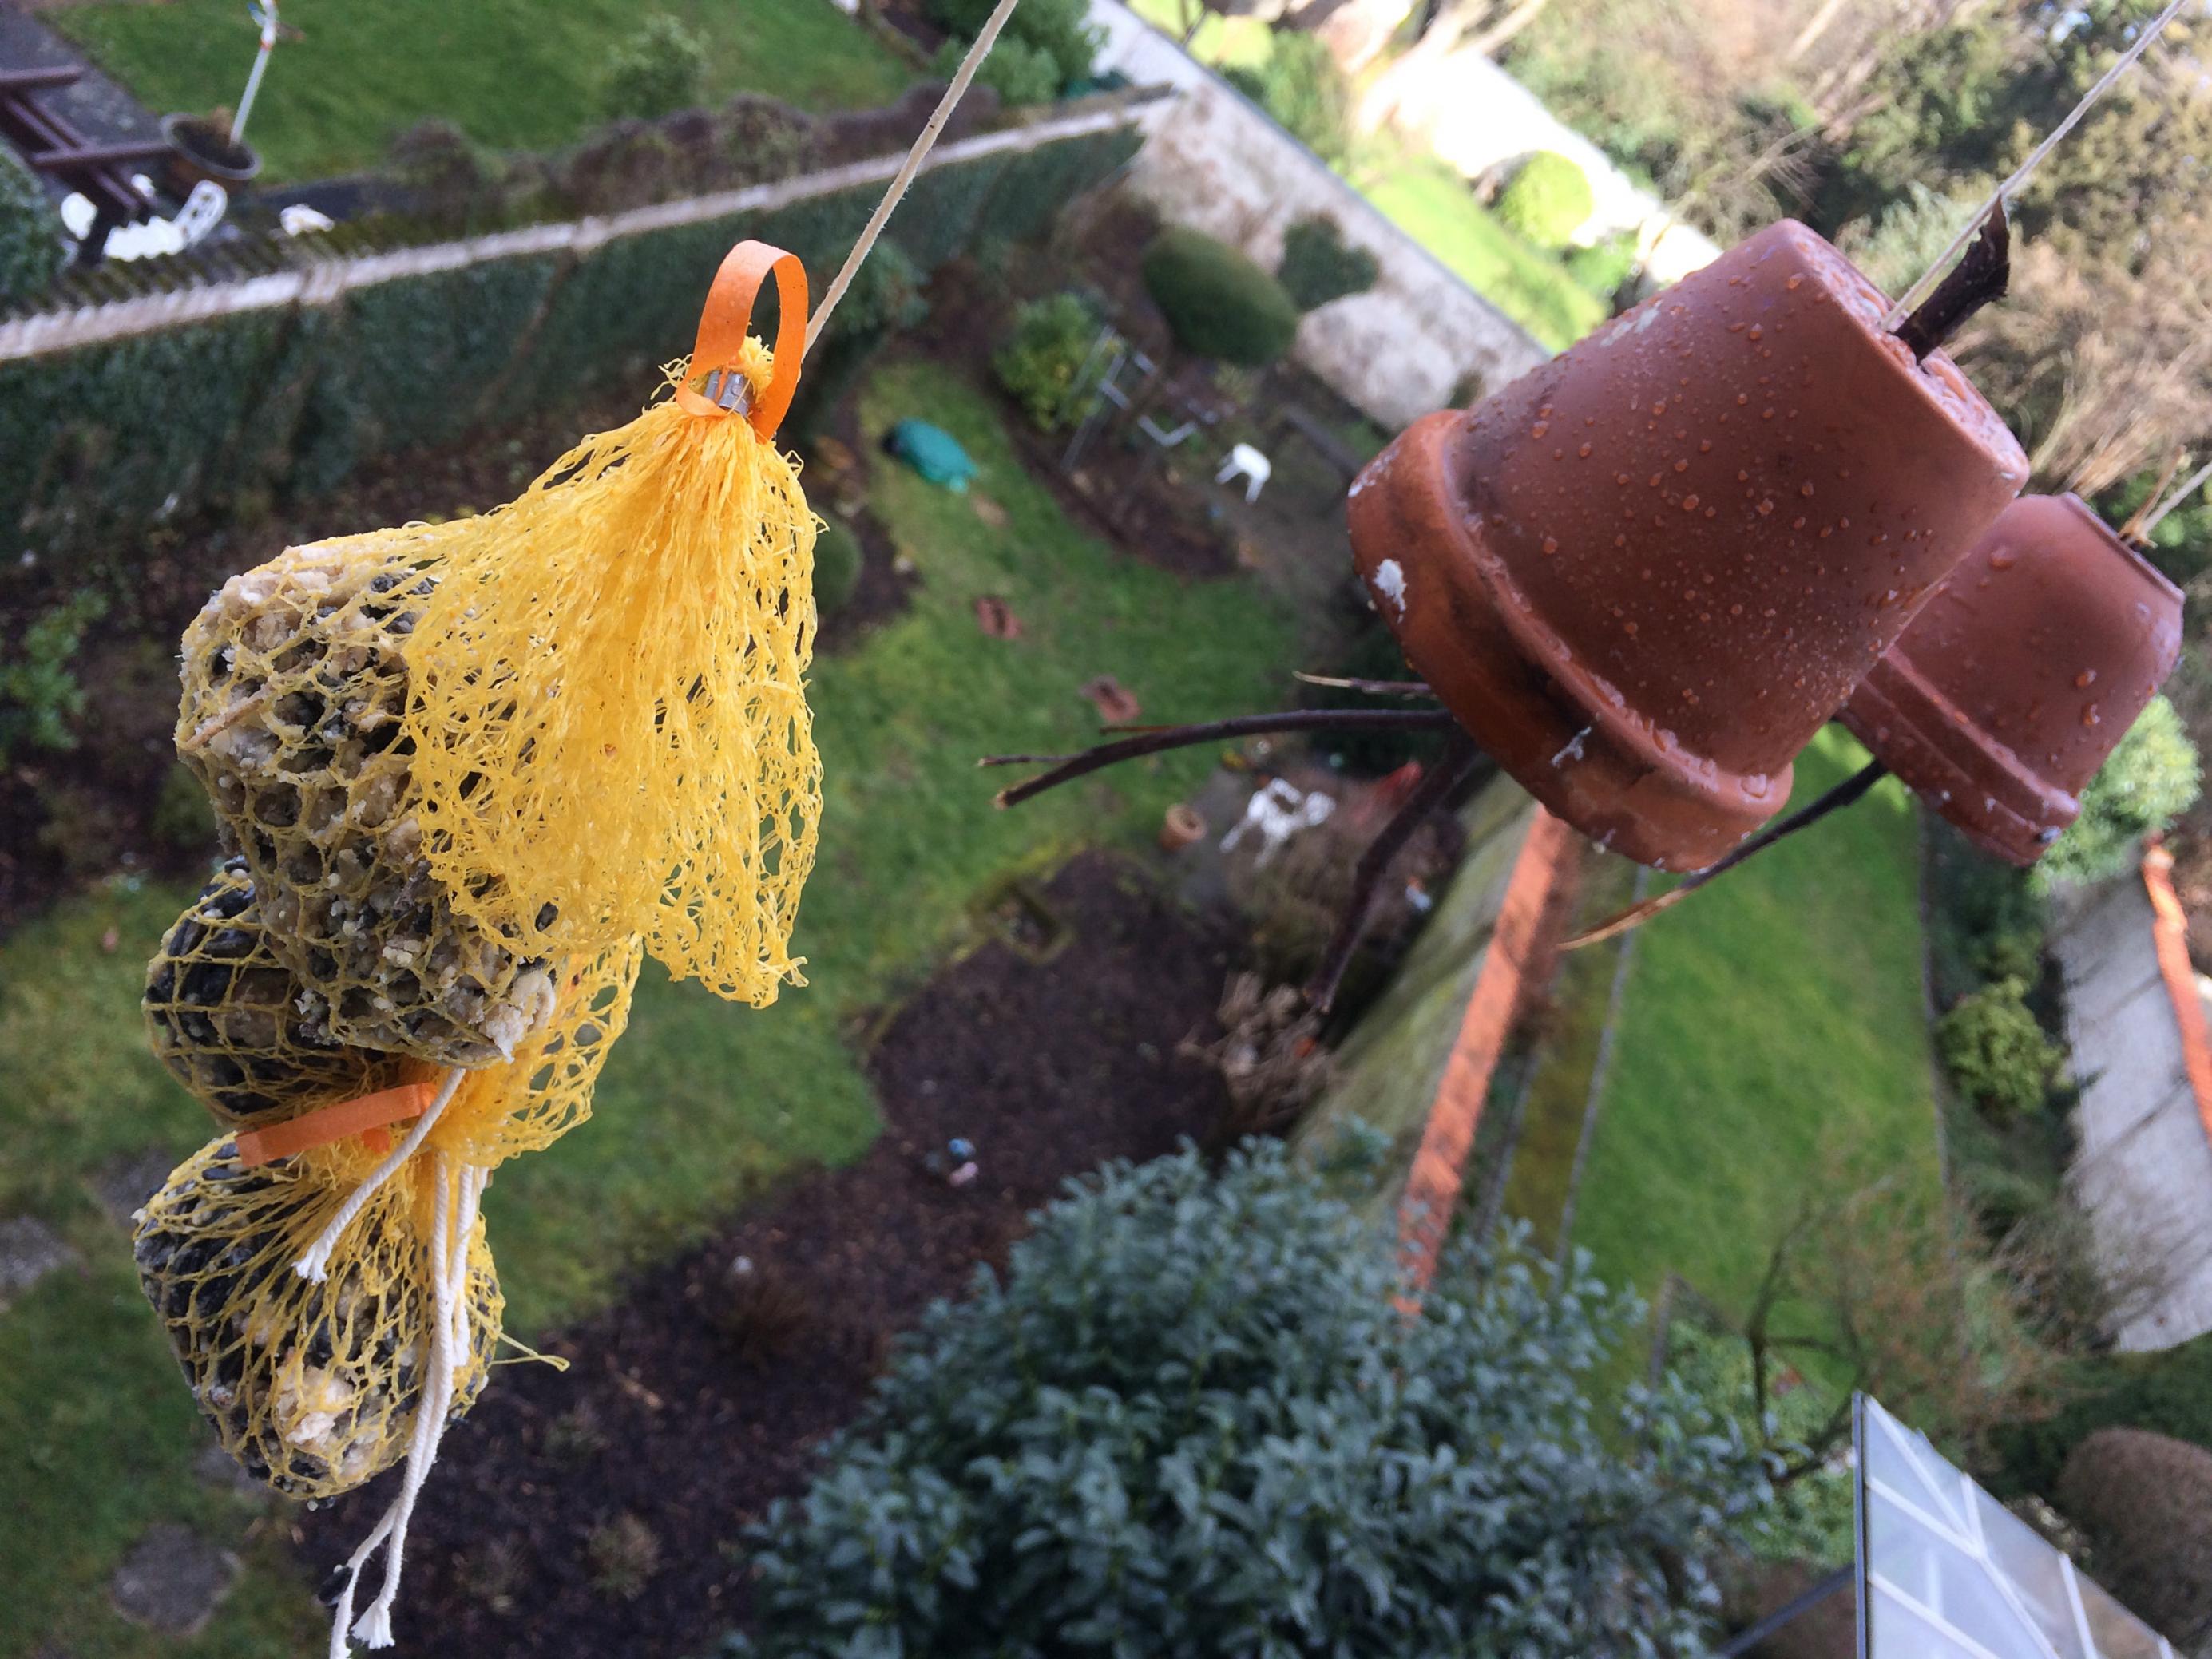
161, 113, 262, 184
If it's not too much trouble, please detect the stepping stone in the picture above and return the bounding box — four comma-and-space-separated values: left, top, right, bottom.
90, 1147, 176, 1229
110, 1524, 238, 1637
0, 1216, 77, 1312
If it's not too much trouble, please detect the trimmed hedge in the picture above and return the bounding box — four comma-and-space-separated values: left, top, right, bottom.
1277, 213, 1378, 312
0, 124, 1141, 572
1496, 152, 1594, 250
2056, 1428, 2212, 1645
0, 144, 66, 303
1141, 226, 1301, 366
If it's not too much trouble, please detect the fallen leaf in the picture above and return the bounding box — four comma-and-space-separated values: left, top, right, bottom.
1081, 675, 1141, 723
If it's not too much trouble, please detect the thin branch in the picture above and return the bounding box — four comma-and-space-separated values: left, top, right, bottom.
1894, 204, 2009, 362
2133, 458, 2212, 544
1305, 734, 1485, 1012
984, 708, 1463, 810
1293, 671, 1437, 699
1563, 761, 1889, 950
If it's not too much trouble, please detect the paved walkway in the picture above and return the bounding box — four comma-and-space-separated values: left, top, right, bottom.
2054, 869, 2212, 1348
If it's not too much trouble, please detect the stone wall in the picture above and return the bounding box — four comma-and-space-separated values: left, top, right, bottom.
1088, 0, 1550, 427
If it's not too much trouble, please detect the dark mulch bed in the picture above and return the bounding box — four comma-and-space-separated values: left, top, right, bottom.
0, 375, 914, 937
294, 850, 1239, 1657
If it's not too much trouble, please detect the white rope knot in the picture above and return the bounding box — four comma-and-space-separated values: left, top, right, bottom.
294, 1069, 466, 1283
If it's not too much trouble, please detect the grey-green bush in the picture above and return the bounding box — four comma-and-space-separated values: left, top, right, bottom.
734, 1142, 1770, 1657
600, 14, 708, 120
0, 590, 105, 761
1222, 30, 1354, 164
811, 520, 862, 617
932, 34, 1060, 108
1496, 151, 1595, 249
2040, 695, 2201, 888
1141, 227, 1301, 367
2056, 1427, 2212, 1646
0, 143, 64, 303
1277, 213, 1379, 312
991, 292, 1100, 430
926, 0, 1101, 93
1936, 976, 2063, 1119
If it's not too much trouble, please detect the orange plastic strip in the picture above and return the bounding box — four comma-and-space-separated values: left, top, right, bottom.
2142, 837, 2212, 1150
672, 240, 807, 439
1396, 805, 1576, 1301
233, 1081, 435, 1168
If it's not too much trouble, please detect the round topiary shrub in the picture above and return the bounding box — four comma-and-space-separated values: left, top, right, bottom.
1936, 976, 2063, 1119
735, 1142, 1770, 1657
1496, 151, 1595, 250
600, 14, 708, 120
1277, 212, 1379, 312
0, 144, 65, 303
811, 520, 862, 617
2040, 695, 2202, 888
991, 292, 1100, 430
932, 34, 1060, 108
2056, 1427, 2212, 1645
1141, 227, 1301, 367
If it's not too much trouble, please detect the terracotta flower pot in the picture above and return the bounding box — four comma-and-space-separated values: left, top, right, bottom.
1841, 493, 2182, 865
1346, 219, 2027, 869
162, 113, 262, 192
1159, 802, 1207, 853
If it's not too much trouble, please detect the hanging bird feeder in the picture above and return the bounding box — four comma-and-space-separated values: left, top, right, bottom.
1841, 492, 2183, 865
1345, 218, 2028, 871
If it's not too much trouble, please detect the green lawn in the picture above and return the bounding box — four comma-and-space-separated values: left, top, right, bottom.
0, 358, 1298, 1659
56, 0, 915, 184
1564, 726, 1944, 1318
1362, 156, 1608, 354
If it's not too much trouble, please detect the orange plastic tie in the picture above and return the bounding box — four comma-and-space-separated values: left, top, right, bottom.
233, 1081, 436, 1168
673, 240, 807, 439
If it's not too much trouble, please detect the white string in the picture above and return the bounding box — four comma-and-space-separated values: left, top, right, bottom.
2138, 460, 2212, 542
804, 0, 1025, 351
1881, 0, 2191, 330
292, 1067, 465, 1281
324, 1154, 484, 1655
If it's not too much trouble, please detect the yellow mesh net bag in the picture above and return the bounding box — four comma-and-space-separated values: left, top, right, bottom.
174, 527, 561, 1069
132, 1134, 501, 1499
395, 244, 823, 1001
144, 857, 404, 1126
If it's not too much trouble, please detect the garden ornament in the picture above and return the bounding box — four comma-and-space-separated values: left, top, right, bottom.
1220, 778, 1336, 865
1842, 493, 2183, 865
1345, 216, 2027, 871
1215, 441, 1272, 503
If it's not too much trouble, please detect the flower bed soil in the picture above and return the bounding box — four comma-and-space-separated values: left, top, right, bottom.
292, 849, 1239, 1657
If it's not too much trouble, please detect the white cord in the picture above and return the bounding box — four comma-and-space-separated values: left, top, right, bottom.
293, 1069, 465, 1282
1882, 0, 2191, 330
804, 0, 1025, 350
325, 1154, 483, 1655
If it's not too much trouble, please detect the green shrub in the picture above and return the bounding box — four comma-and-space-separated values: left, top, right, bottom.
1496, 152, 1595, 249
1995, 1333, 2212, 1498
1276, 213, 1378, 311
926, 0, 1101, 93
2056, 1429, 2212, 1645
0, 143, 65, 303
2040, 695, 2202, 887
600, 14, 708, 120
735, 1143, 1770, 1657
150, 765, 218, 854
933, 34, 1059, 107
1565, 230, 1640, 303
811, 520, 862, 616
1936, 976, 2063, 1119
990, 292, 1100, 430
1222, 30, 1354, 164
0, 590, 105, 761
1141, 227, 1301, 366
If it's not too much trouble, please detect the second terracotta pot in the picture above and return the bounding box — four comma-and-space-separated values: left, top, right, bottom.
1841, 493, 2182, 865
1347, 219, 2028, 869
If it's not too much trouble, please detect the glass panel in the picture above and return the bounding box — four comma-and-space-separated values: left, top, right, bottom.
1869, 1496, 2039, 1649
1971, 1488, 2088, 1659
1869, 1579, 1996, 1659
2075, 1566, 2173, 1659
